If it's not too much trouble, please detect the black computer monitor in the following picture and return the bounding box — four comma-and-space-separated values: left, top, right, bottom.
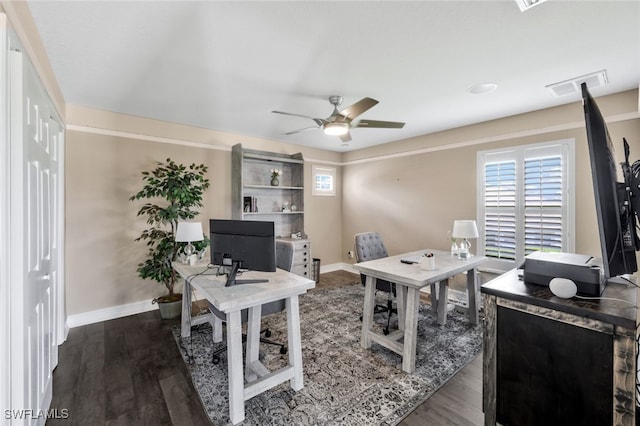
582, 83, 638, 280
209, 219, 276, 285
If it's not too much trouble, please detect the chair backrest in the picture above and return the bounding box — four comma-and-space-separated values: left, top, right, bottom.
276, 240, 295, 272
354, 232, 389, 263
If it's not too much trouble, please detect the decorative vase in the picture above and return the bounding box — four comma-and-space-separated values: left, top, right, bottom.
270, 176, 279, 186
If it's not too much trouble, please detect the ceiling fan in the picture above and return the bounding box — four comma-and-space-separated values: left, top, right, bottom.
272, 96, 405, 143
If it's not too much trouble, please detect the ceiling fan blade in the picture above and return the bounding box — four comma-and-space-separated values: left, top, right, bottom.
339, 131, 352, 143
355, 119, 405, 129
339, 97, 379, 120
284, 126, 319, 135
272, 110, 325, 127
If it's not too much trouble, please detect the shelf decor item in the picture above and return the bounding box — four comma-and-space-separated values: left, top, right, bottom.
270, 168, 282, 186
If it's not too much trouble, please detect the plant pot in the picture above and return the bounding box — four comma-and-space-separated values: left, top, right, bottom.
154, 294, 182, 319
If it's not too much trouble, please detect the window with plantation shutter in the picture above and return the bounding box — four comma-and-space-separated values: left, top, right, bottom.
484, 162, 517, 261
477, 140, 575, 271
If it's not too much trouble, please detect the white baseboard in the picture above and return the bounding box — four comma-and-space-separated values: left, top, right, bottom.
66, 299, 158, 328
320, 262, 355, 274
70, 262, 465, 328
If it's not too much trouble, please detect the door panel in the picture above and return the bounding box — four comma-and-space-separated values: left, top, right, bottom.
10, 47, 62, 424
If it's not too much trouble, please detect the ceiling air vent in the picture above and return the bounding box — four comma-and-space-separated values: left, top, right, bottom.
545, 70, 608, 98
514, 0, 548, 12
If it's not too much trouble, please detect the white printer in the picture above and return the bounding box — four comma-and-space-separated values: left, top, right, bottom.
523, 251, 605, 296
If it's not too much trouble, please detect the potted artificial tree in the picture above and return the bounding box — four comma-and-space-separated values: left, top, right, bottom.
130, 158, 210, 319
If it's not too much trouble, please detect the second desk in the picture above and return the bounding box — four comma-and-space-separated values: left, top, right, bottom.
353, 249, 486, 373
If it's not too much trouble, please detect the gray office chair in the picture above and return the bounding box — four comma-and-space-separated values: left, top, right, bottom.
209, 241, 295, 364
354, 232, 397, 335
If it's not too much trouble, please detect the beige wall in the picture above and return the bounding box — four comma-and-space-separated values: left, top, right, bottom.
65, 106, 343, 315
5, 4, 639, 318
342, 90, 640, 267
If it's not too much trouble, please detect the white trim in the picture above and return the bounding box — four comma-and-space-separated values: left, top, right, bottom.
9, 44, 26, 421
55, 117, 67, 343
66, 111, 639, 168
0, 11, 10, 422
63, 261, 483, 327
342, 112, 638, 166
66, 124, 232, 152
66, 299, 159, 328
65, 262, 347, 328
321, 262, 350, 274
66, 123, 343, 167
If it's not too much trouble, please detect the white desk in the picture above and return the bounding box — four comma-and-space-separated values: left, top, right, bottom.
172, 262, 315, 425
353, 249, 486, 373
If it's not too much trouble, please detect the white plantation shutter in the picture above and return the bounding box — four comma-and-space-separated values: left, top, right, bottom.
484, 161, 517, 261
524, 156, 563, 254
477, 141, 574, 270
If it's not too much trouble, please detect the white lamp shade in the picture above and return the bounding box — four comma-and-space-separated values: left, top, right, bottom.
175, 221, 204, 242
452, 220, 479, 239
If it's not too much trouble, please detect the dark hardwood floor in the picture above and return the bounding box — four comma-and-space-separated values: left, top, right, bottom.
47, 270, 483, 425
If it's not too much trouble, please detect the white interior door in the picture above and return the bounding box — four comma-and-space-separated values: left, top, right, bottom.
0, 12, 10, 421
9, 46, 62, 425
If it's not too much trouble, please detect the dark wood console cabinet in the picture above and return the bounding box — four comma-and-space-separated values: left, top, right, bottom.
481, 269, 637, 425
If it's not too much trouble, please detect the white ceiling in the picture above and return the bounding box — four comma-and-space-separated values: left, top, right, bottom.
26, 0, 640, 152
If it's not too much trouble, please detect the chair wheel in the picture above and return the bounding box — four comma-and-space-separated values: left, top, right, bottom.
383, 328, 389, 335
212, 354, 220, 364
280, 346, 288, 355
264, 330, 272, 338
359, 315, 363, 321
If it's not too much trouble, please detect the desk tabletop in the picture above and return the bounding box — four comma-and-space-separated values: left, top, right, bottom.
353, 249, 487, 288
481, 269, 637, 329
172, 262, 315, 313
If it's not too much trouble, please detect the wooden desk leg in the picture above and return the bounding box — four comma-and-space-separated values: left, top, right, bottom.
286, 295, 304, 391
437, 279, 449, 326
212, 316, 223, 343
226, 310, 245, 425
181, 278, 192, 338
396, 284, 407, 331
402, 286, 420, 373
245, 305, 262, 383
467, 268, 479, 325
430, 283, 437, 316
361, 276, 376, 349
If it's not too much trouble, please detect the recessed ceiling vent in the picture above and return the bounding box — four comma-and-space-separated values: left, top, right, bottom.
546, 70, 608, 98
514, 0, 549, 12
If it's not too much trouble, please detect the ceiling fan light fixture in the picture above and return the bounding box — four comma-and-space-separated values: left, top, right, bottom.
323, 122, 349, 136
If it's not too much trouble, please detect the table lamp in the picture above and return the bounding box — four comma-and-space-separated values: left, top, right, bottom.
452, 220, 479, 260
175, 221, 204, 265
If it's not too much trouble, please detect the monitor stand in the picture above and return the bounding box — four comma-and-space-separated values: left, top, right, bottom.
224, 261, 269, 287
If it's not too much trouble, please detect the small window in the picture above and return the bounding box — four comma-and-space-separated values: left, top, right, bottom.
312, 165, 336, 196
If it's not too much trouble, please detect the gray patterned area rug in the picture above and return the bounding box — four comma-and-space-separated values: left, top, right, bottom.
173, 283, 483, 425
